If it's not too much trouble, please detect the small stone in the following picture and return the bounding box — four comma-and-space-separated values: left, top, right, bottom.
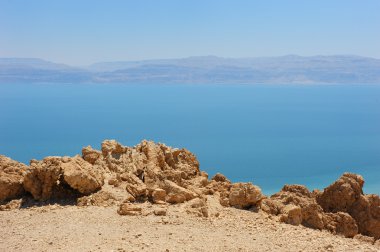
118, 203, 142, 216
154, 207, 167, 216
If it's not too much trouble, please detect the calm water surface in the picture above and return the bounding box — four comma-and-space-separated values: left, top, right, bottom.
1, 83, 379, 195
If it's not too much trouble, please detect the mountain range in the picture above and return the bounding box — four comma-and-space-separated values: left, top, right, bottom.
1, 55, 380, 84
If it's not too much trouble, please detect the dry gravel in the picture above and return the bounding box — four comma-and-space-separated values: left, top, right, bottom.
1, 204, 379, 252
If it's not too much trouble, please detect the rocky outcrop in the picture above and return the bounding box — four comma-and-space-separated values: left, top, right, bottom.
9, 140, 205, 205
261, 184, 358, 238
0, 140, 379, 242
316, 173, 380, 239
261, 174, 380, 240
0, 140, 263, 211
0, 155, 27, 202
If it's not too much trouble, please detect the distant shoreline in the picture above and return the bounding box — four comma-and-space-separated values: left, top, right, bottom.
1, 55, 380, 84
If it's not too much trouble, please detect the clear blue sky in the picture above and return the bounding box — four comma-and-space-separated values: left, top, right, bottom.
1, 0, 379, 65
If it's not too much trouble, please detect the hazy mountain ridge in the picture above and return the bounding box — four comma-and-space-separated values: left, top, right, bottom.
1, 55, 380, 84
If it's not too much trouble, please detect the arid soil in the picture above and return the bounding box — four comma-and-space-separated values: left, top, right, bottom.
1, 139, 379, 251
1, 201, 379, 252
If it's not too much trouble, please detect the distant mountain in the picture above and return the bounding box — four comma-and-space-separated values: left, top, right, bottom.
0, 58, 91, 83
1, 55, 380, 84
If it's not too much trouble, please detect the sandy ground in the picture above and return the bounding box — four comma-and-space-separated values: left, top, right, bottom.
1, 203, 379, 252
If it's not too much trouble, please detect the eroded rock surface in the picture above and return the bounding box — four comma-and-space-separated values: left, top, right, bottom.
118, 202, 142, 216
0, 155, 27, 202
261, 184, 358, 238
228, 182, 263, 209
0, 140, 379, 242
62, 156, 104, 194
24, 156, 104, 200
23, 157, 63, 201
317, 173, 380, 239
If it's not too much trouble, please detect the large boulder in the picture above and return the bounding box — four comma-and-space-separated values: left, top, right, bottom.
62, 155, 104, 194
23, 156, 104, 200
24, 157, 62, 200
0, 155, 28, 202
228, 182, 263, 209
317, 173, 380, 239
316, 173, 364, 213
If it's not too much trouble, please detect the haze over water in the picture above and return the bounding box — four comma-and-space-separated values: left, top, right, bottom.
1, 83, 379, 195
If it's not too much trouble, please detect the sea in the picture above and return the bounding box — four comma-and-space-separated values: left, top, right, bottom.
1, 83, 379, 195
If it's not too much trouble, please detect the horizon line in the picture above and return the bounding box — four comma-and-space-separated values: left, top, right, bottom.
1, 54, 380, 67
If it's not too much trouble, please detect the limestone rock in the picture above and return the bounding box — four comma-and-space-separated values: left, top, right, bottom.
0, 155, 27, 202
3, 140, 380, 243
317, 173, 380, 239
23, 157, 62, 200
108, 177, 119, 187
62, 156, 104, 194
324, 212, 358, 238
316, 173, 364, 213
228, 182, 263, 209
279, 204, 302, 225
162, 180, 197, 204
262, 185, 325, 230
100, 140, 145, 175
0, 199, 22, 211
101, 140, 126, 157
205, 178, 232, 206
23, 156, 104, 200
77, 191, 117, 207
263, 181, 361, 238
184, 197, 209, 217
152, 188, 166, 204
120, 172, 147, 200
117, 203, 142, 216
374, 239, 380, 248
212, 173, 230, 183
82, 146, 101, 165
354, 234, 375, 243
153, 206, 167, 216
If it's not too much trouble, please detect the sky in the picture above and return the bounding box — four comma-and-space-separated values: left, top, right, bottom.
0, 0, 379, 65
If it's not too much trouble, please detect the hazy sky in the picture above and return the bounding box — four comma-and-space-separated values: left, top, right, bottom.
1, 0, 379, 65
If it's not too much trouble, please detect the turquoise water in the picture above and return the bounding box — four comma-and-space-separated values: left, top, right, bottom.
1, 83, 379, 195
